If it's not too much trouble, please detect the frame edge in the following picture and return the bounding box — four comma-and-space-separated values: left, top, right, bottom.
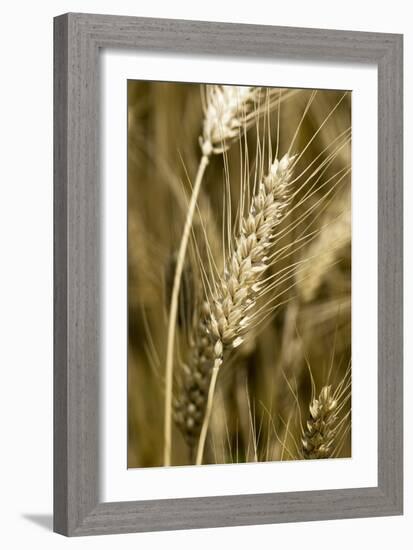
53, 12, 69, 536
53, 13, 404, 536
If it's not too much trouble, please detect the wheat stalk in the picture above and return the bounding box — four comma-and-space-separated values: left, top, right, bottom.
164, 85, 263, 465
173, 153, 295, 463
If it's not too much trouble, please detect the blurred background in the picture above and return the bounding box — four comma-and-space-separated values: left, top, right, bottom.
127, 81, 351, 468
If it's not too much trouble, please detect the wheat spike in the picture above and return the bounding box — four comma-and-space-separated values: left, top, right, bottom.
200, 85, 261, 155
174, 153, 295, 446
301, 385, 338, 459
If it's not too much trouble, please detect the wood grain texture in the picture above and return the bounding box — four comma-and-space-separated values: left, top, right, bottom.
377, 31, 403, 508
53, 13, 403, 536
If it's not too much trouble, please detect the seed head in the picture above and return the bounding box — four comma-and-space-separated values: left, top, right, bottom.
302, 385, 338, 459
201, 85, 261, 155
174, 153, 295, 445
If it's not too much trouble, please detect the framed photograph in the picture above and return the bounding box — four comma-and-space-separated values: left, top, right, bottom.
54, 13, 403, 536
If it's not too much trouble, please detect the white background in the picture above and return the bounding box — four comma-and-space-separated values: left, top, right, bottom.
0, 1, 409, 548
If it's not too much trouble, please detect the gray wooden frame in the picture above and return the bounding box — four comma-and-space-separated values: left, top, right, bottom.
54, 12, 403, 536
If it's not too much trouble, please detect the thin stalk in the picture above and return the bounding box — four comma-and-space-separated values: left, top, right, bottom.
196, 364, 220, 465
164, 154, 209, 466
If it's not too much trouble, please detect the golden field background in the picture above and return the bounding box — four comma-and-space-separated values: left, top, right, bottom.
127, 81, 351, 468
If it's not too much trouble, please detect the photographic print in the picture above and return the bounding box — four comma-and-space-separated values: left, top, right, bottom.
127, 81, 351, 468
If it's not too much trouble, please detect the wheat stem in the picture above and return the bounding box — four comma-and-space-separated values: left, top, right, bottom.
166, 86, 266, 463
195, 363, 220, 465
164, 154, 209, 466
